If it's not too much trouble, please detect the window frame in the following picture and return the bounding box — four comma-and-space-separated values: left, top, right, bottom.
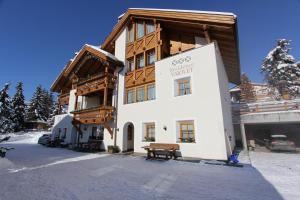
146, 21, 155, 34
175, 77, 192, 96
146, 49, 156, 66
126, 89, 135, 104
143, 123, 155, 142
127, 23, 134, 43
147, 84, 156, 100
136, 86, 145, 102
136, 53, 145, 69
178, 121, 195, 143
136, 21, 145, 39
127, 58, 135, 72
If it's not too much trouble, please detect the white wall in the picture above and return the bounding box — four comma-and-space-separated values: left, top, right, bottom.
116, 43, 231, 160
215, 44, 235, 156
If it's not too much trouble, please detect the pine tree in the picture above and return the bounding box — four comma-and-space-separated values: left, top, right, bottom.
11, 82, 26, 132
261, 39, 300, 98
0, 83, 13, 133
26, 85, 47, 122
240, 73, 256, 102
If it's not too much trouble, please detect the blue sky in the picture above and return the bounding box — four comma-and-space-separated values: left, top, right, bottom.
1, 0, 300, 100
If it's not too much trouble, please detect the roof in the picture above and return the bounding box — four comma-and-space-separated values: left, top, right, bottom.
101, 8, 241, 84
51, 44, 123, 92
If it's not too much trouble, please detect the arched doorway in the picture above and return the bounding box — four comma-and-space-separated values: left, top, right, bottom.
123, 122, 134, 151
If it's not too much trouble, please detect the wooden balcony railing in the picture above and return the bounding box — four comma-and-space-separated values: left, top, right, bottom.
71, 105, 115, 124
232, 99, 300, 116
58, 93, 70, 105
76, 74, 117, 96
125, 65, 155, 88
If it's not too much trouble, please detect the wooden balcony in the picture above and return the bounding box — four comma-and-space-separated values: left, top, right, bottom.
76, 74, 117, 96
58, 93, 70, 105
71, 105, 115, 124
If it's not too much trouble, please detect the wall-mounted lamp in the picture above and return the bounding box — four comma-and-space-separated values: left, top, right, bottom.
163, 126, 167, 131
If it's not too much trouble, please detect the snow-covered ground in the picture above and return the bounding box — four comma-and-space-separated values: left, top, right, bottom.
0, 132, 298, 200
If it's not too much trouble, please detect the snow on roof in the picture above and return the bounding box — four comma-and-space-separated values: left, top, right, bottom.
271, 135, 287, 138
84, 44, 120, 62
128, 8, 237, 18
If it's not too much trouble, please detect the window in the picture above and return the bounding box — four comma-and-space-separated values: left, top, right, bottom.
137, 22, 144, 39
147, 84, 155, 100
128, 24, 134, 43
62, 128, 67, 139
146, 22, 155, 34
136, 87, 145, 102
91, 127, 97, 138
146, 49, 156, 66
175, 77, 191, 96
136, 54, 144, 68
178, 121, 195, 143
143, 123, 155, 142
127, 89, 135, 104
127, 58, 134, 72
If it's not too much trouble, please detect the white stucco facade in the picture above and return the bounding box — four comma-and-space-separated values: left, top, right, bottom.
51, 32, 235, 160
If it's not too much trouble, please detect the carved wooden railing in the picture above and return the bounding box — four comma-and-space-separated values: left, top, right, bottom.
71, 105, 115, 124
58, 93, 70, 105
125, 65, 155, 88
76, 74, 116, 96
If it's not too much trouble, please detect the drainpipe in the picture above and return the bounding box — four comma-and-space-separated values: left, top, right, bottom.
113, 65, 124, 147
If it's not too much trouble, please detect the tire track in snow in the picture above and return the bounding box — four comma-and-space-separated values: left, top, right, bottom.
8, 153, 109, 173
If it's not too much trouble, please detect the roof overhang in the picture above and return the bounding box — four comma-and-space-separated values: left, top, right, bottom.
101, 8, 241, 84
51, 44, 123, 92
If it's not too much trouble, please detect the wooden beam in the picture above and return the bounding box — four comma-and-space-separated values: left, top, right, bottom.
203, 25, 211, 43
103, 123, 113, 139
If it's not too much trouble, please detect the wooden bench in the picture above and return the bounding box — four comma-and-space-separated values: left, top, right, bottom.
143, 143, 180, 160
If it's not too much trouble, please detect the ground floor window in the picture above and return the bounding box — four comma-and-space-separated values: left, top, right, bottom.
177, 120, 195, 143
143, 123, 155, 142
62, 128, 67, 139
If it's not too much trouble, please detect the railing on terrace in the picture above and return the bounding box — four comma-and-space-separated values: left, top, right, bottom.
232, 99, 300, 116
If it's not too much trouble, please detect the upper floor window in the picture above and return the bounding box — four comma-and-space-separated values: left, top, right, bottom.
136, 87, 145, 102
127, 58, 134, 72
128, 24, 134, 43
147, 84, 155, 100
175, 77, 191, 96
137, 22, 144, 39
136, 54, 145, 68
178, 121, 195, 143
146, 49, 156, 66
146, 22, 155, 34
127, 89, 135, 104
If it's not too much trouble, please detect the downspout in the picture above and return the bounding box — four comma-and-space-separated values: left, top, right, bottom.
113, 65, 124, 147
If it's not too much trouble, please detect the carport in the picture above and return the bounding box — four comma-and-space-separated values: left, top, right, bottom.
235, 111, 300, 151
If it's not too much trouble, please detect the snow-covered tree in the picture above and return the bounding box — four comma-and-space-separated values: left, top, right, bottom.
261, 39, 300, 98
26, 85, 47, 122
0, 83, 13, 133
240, 73, 256, 102
11, 82, 26, 132
26, 85, 55, 123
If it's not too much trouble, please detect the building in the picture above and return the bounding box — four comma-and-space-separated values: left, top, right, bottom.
230, 83, 300, 150
50, 8, 241, 160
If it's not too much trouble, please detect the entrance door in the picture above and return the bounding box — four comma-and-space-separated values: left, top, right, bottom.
127, 124, 134, 151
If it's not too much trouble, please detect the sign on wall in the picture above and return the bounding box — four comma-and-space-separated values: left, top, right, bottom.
169, 55, 194, 77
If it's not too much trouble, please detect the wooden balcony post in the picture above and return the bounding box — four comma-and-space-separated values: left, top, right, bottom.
74, 94, 78, 110
203, 25, 211, 44
104, 88, 108, 106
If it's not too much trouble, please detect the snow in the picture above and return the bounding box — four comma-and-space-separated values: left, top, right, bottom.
1, 133, 299, 200
85, 44, 120, 62
128, 8, 237, 18
249, 151, 300, 200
